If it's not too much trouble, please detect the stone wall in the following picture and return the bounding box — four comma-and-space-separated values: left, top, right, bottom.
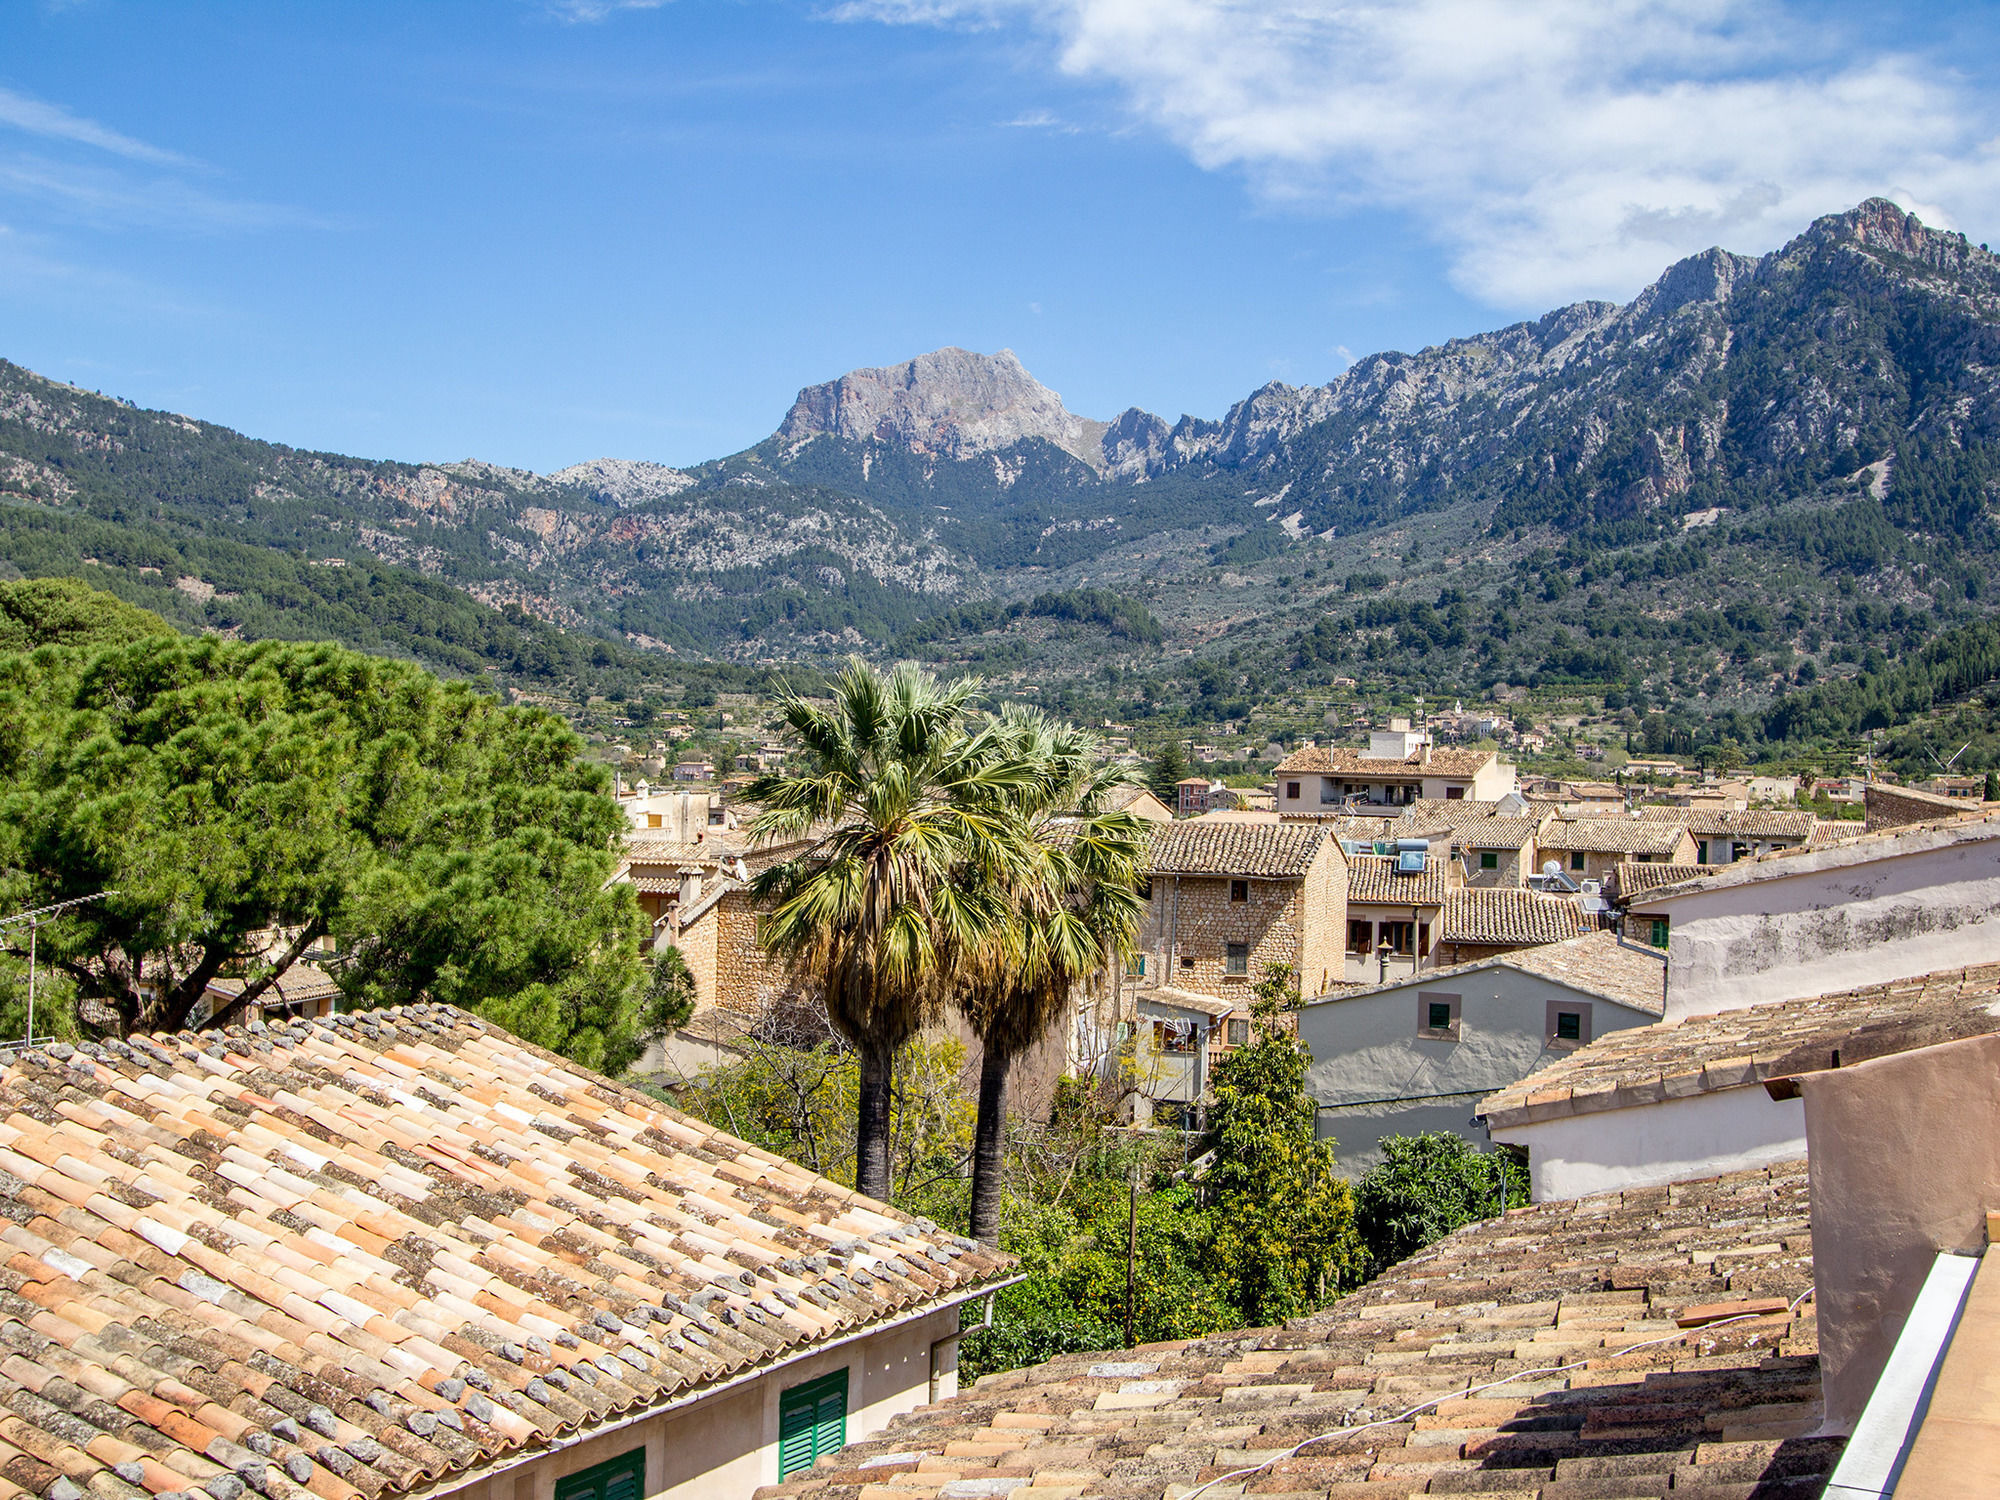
1138, 842, 1346, 1000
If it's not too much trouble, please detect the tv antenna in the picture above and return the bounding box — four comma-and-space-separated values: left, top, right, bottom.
0, 892, 118, 1047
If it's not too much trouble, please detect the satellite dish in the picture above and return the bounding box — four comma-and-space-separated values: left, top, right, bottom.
1542, 859, 1563, 877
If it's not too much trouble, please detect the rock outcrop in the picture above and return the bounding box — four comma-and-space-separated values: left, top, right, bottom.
775, 347, 1109, 468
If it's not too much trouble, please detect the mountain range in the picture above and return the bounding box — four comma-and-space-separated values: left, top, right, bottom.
3, 198, 1999, 716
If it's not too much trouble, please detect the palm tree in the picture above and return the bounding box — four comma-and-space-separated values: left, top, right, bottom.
746, 659, 1031, 1203
955, 709, 1151, 1246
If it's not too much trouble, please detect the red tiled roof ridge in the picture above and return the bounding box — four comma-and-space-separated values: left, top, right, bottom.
0, 1003, 1012, 1500
1146, 820, 1332, 878
1439, 887, 1594, 945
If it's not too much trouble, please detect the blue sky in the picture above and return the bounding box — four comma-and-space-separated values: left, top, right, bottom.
2, 1, 1997, 473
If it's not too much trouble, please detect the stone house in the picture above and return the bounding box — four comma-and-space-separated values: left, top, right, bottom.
1122, 822, 1344, 1121
1300, 929, 1664, 1174
1535, 816, 1698, 884
1448, 814, 1550, 887
1637, 805, 1817, 865
1133, 820, 1344, 1001
1341, 848, 1455, 983
0, 1005, 1016, 1500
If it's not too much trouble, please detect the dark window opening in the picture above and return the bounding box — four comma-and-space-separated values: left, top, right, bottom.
1570, 851, 1586, 871
1427, 1001, 1453, 1030
1230, 879, 1249, 903
1285, 781, 1300, 799
1226, 1018, 1250, 1045
1225, 942, 1249, 976
1555, 1010, 1582, 1041
1480, 850, 1498, 870
1417, 991, 1460, 1040
1648, 916, 1669, 949
1180, 955, 1196, 970
1347, 919, 1374, 954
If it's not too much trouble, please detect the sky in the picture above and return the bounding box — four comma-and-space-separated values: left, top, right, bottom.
2, 1, 1998, 473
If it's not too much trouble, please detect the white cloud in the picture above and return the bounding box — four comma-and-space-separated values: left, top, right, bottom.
0, 85, 193, 167
548, 0, 670, 20
836, 0, 2000, 307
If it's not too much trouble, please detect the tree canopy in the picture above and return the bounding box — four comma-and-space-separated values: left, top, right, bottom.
0, 611, 651, 1068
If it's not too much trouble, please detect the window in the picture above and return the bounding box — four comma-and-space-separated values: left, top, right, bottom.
1180, 955, 1196, 970
647, 813, 663, 828
1382, 920, 1415, 955
1697, 839, 1709, 864
1230, 879, 1249, 903
1569, 851, 1585, 872
778, 1370, 849, 1478
1416, 991, 1460, 1040
1444, 786, 1464, 800
1126, 952, 1146, 978
1546, 1000, 1594, 1048
1286, 781, 1301, 800
1155, 1018, 1199, 1053
1226, 1018, 1250, 1045
1347, 919, 1374, 955
556, 1449, 644, 1500
1320, 779, 1339, 805
1480, 850, 1498, 870
1138, 877, 1153, 900
1225, 942, 1249, 976
1648, 916, 1670, 950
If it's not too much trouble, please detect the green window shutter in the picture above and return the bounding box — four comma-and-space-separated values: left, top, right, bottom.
556, 1448, 645, 1500
778, 1369, 849, 1478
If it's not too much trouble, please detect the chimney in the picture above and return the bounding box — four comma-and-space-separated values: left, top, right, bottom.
678, 864, 704, 908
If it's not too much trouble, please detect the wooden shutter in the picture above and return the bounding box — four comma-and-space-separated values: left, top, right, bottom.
555, 1447, 644, 1500
778, 1369, 849, 1478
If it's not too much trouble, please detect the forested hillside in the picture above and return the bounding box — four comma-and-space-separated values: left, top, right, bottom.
6, 199, 2000, 740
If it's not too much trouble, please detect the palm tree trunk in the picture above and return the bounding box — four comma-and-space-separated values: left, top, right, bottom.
968, 1043, 1009, 1246
855, 1038, 896, 1202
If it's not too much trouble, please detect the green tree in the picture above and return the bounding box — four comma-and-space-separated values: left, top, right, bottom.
1200, 1015, 1364, 1324
1147, 739, 1189, 803
955, 708, 1149, 1244
1986, 769, 1999, 801
1353, 1132, 1530, 1275
746, 658, 1032, 1202
0, 576, 177, 652
640, 945, 697, 1043
0, 631, 649, 1066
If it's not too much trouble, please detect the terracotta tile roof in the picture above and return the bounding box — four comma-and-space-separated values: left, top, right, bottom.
1612, 859, 1698, 899
206, 961, 342, 1006
1480, 961, 2000, 1128
1345, 853, 1449, 906
1275, 744, 1498, 778
758, 1161, 1834, 1500
1439, 889, 1593, 947
1538, 819, 1693, 856
0, 1006, 1010, 1500
1635, 807, 1818, 840
1147, 822, 1332, 879
1450, 816, 1548, 850
1499, 931, 1668, 1017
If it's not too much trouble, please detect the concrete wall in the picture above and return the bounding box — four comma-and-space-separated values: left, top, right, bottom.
1490, 1087, 1806, 1202
441, 1306, 963, 1500
1801, 1033, 2000, 1432
1300, 964, 1655, 1177
1637, 821, 2000, 1018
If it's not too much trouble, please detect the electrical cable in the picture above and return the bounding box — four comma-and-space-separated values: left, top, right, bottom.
1178, 1285, 1815, 1500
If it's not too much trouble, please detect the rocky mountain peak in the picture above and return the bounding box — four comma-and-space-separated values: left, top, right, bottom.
775, 347, 1111, 468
